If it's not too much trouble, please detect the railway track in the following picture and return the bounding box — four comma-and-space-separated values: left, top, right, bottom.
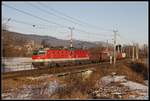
2, 59, 131, 79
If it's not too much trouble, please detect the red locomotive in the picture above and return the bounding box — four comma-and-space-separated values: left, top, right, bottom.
32, 47, 126, 68
32, 48, 90, 68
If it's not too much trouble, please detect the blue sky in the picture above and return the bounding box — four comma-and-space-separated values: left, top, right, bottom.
2, 1, 148, 46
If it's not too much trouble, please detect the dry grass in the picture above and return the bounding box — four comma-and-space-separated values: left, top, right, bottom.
2, 59, 148, 99
95, 61, 148, 84
47, 61, 148, 99
2, 78, 30, 92
2, 75, 62, 92
49, 72, 99, 99
115, 64, 145, 83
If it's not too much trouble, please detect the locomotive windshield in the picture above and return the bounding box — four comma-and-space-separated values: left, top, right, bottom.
32, 50, 46, 55
38, 50, 46, 54
32, 50, 38, 55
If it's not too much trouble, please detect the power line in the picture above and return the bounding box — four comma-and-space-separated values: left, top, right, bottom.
5, 18, 112, 43
11, 19, 36, 26
75, 28, 113, 37
38, 2, 113, 32
38, 2, 85, 25
2, 3, 68, 28
7, 25, 38, 34
117, 35, 128, 45
3, 17, 112, 42
9, 25, 112, 43
4, 17, 106, 38
2, 3, 113, 40
4, 17, 112, 38
3, 17, 64, 29
117, 33, 132, 45
27, 2, 83, 26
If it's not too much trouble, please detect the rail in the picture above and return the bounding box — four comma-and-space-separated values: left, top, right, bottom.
2, 59, 131, 79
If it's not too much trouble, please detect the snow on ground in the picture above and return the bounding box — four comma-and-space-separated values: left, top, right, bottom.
121, 81, 148, 92
100, 75, 127, 86
2, 57, 33, 72
92, 74, 149, 100
2, 71, 149, 100
2, 74, 66, 100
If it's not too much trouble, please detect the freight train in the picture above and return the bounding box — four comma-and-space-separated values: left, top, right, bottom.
32, 47, 126, 68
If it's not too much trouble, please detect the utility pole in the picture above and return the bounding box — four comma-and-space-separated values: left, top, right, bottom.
120, 45, 122, 52
117, 45, 120, 53
113, 30, 117, 65
136, 43, 139, 60
107, 40, 108, 51
128, 46, 130, 58
132, 43, 135, 61
68, 27, 74, 48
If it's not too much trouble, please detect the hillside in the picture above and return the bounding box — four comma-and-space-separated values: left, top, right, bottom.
2, 30, 112, 57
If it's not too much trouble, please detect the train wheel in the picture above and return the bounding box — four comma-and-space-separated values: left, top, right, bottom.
48, 62, 53, 68
44, 62, 49, 67
56, 63, 60, 67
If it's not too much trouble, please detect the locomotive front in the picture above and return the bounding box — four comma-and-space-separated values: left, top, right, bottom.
32, 48, 90, 68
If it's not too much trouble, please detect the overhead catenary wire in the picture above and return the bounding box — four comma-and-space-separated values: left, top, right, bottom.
2, 3, 113, 42
117, 34, 129, 45
10, 18, 36, 26
26, 2, 83, 26
3, 4, 111, 35
3, 17, 65, 29
38, 2, 113, 32
117, 33, 133, 46
2, 3, 68, 28
4, 17, 111, 41
38, 2, 88, 25
7, 25, 38, 34
75, 28, 113, 37
28, 2, 113, 34
4, 16, 113, 39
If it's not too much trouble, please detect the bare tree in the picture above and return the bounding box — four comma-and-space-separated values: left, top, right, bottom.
2, 18, 11, 31
2, 23, 10, 31
41, 39, 50, 48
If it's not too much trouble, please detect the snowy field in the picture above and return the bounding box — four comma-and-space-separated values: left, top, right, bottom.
2, 57, 33, 72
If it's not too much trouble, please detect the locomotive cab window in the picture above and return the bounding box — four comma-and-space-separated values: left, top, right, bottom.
38, 50, 46, 55
32, 50, 38, 55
